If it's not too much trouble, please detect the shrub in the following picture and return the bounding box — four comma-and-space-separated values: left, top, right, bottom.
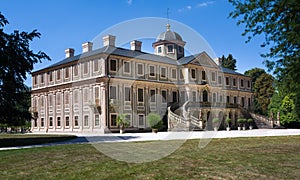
147, 113, 163, 129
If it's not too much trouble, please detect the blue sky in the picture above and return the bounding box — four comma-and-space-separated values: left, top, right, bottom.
1, 0, 268, 86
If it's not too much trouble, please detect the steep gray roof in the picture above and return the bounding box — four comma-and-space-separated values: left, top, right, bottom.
45, 46, 179, 70
38, 46, 247, 78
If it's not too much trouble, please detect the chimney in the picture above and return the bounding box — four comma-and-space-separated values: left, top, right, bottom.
103, 35, 116, 47
65, 48, 74, 58
214, 57, 222, 65
130, 40, 142, 51
82, 42, 93, 53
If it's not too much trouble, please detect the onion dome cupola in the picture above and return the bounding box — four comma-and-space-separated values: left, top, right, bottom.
152, 23, 186, 60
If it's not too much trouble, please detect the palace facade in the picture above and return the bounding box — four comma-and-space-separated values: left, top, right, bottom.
31, 24, 253, 133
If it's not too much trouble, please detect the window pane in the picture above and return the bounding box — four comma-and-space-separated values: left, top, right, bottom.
150, 90, 155, 102
137, 64, 143, 75
162, 90, 167, 103
202, 71, 206, 80
110, 59, 117, 71
138, 115, 144, 126
84, 115, 89, 126
125, 87, 131, 101
150, 66, 155, 76
191, 69, 196, 79
66, 116, 70, 126
111, 114, 117, 126
124, 61, 130, 73
138, 88, 143, 102
110, 86, 116, 99
161, 67, 166, 78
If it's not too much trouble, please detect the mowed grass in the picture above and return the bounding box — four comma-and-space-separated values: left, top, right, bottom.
0, 136, 300, 179
0, 134, 76, 147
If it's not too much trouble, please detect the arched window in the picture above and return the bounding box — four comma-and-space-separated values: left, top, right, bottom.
203, 90, 208, 102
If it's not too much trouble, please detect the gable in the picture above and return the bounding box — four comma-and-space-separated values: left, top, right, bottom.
189, 52, 219, 69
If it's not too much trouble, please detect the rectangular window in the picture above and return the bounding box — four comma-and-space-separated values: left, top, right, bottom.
149, 66, 155, 77
125, 87, 131, 101
226, 77, 229, 85
219, 95, 223, 102
160, 67, 166, 78
180, 69, 184, 79
95, 115, 100, 126
150, 89, 155, 102
34, 76, 37, 85
110, 86, 116, 99
41, 118, 44, 127
74, 116, 79, 126
65, 93, 69, 104
212, 72, 216, 81
138, 114, 144, 126
178, 46, 183, 53
123, 61, 130, 74
49, 72, 53, 82
218, 76, 222, 84
49, 117, 53, 127
57, 70, 61, 80
83, 62, 88, 74
191, 69, 196, 79
171, 69, 177, 79
111, 114, 117, 126
241, 79, 244, 87
56, 94, 61, 105
202, 71, 206, 80
74, 91, 78, 103
110, 59, 117, 71
125, 114, 131, 125
213, 93, 216, 102
233, 78, 236, 86
65, 67, 69, 78
158, 46, 162, 53
234, 97, 237, 104
74, 65, 78, 76
83, 89, 88, 102
248, 98, 251, 106
84, 115, 89, 126
137, 64, 143, 75
172, 91, 177, 102
162, 90, 167, 103
167, 44, 174, 53
138, 88, 143, 102
65, 116, 70, 127
247, 80, 250, 88
226, 96, 230, 103
40, 74, 44, 84
95, 87, 100, 100
94, 59, 99, 72
57, 117, 61, 127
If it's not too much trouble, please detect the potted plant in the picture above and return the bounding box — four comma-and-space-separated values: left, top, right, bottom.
225, 118, 231, 131
248, 118, 253, 130
212, 118, 219, 131
237, 118, 244, 131
242, 119, 247, 130
116, 114, 129, 134
147, 113, 163, 133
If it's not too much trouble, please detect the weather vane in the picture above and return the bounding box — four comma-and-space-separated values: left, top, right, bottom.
167, 8, 170, 24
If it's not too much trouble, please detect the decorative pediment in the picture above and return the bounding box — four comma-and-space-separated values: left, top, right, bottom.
190, 52, 219, 69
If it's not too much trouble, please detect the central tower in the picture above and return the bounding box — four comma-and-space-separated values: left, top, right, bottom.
152, 24, 186, 60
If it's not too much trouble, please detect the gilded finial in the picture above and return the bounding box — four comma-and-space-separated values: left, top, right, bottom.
166, 23, 171, 31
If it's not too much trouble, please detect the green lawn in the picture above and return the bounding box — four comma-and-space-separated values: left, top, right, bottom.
0, 136, 299, 179
0, 134, 76, 147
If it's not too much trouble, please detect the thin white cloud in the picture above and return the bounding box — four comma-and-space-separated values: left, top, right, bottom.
197, 1, 215, 8
178, 1, 215, 12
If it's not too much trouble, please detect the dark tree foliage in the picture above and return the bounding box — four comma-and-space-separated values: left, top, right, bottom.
0, 12, 50, 126
220, 54, 237, 70
254, 73, 274, 116
244, 68, 266, 83
229, 0, 300, 125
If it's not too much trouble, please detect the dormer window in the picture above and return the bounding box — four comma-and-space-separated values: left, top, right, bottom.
157, 46, 162, 54
178, 46, 183, 53
167, 44, 174, 53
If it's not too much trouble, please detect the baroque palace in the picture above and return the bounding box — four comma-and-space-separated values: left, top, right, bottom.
31, 24, 253, 133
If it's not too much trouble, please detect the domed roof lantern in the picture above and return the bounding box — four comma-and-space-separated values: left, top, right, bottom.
156, 23, 183, 42
153, 23, 186, 60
